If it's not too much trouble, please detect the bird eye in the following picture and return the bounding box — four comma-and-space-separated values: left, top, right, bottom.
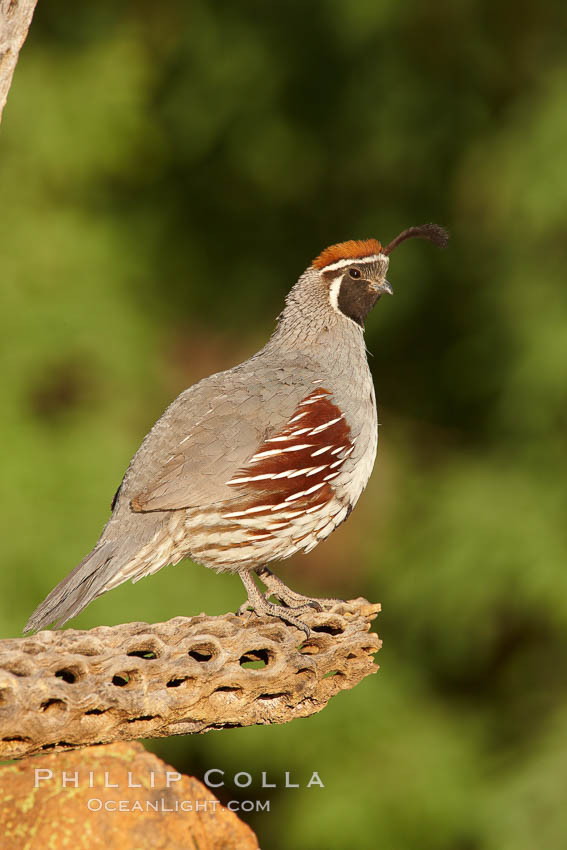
349, 268, 361, 279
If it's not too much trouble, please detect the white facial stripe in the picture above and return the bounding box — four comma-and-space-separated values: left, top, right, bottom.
328, 276, 342, 314
320, 254, 384, 273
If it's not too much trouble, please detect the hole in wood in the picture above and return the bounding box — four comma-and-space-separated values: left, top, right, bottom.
239, 649, 271, 669
127, 649, 158, 660
214, 686, 242, 694
166, 676, 194, 688
188, 647, 214, 662
55, 668, 77, 684
299, 642, 320, 655
256, 692, 288, 700
111, 673, 130, 687
40, 698, 67, 712
40, 741, 73, 750
85, 708, 107, 716
126, 715, 158, 723
312, 623, 344, 636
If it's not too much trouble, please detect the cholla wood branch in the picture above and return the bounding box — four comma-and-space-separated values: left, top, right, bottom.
0, 0, 39, 122
0, 599, 380, 760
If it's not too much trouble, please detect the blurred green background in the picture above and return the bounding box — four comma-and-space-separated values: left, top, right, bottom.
2, 0, 567, 847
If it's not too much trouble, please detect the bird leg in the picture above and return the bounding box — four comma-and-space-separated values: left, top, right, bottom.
238, 570, 313, 637
256, 566, 343, 611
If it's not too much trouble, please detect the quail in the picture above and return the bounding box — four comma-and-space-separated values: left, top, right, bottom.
25, 224, 448, 636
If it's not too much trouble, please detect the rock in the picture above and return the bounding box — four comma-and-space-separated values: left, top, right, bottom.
0, 741, 259, 849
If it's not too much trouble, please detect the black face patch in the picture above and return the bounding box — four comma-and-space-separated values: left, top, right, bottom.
337, 276, 380, 326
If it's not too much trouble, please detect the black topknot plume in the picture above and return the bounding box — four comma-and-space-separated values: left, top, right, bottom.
382, 223, 449, 257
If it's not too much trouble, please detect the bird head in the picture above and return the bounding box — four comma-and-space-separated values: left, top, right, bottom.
312, 223, 448, 327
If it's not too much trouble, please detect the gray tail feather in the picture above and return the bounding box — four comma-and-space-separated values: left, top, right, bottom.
24, 540, 121, 633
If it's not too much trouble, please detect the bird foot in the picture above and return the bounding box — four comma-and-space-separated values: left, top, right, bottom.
237, 597, 312, 637
256, 567, 343, 613
237, 568, 348, 636
270, 591, 348, 612
237, 570, 315, 636
269, 591, 323, 612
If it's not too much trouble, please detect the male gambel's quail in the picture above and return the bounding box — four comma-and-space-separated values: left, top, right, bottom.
25, 224, 448, 636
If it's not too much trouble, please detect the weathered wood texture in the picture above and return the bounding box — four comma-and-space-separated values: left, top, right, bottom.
0, 0, 38, 123
0, 599, 380, 760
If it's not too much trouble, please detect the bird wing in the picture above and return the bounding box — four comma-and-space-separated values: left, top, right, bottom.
125, 364, 316, 513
